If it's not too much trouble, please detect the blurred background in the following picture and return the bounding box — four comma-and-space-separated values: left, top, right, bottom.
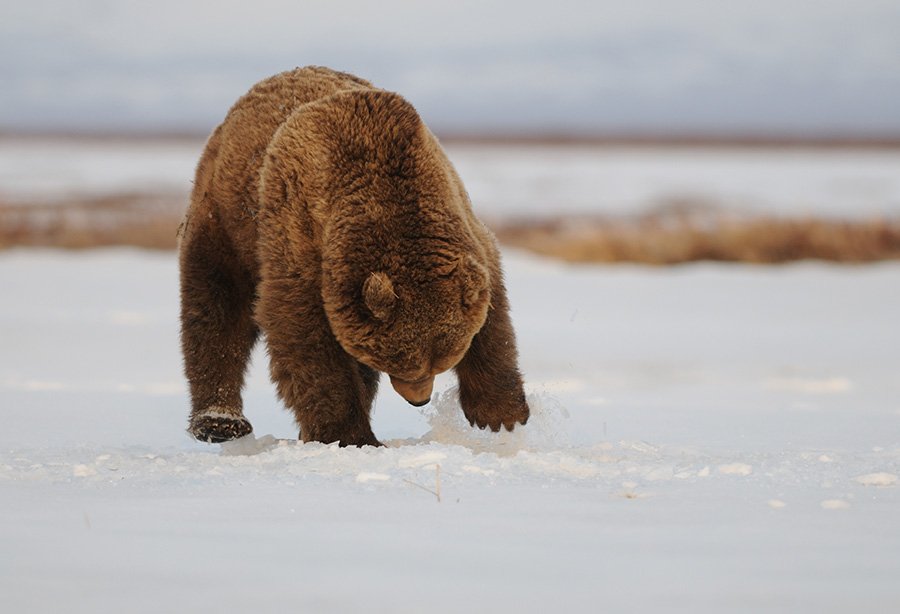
2, 0, 900, 260
4, 0, 900, 137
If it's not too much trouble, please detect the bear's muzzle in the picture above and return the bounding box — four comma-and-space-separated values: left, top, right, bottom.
389, 374, 435, 406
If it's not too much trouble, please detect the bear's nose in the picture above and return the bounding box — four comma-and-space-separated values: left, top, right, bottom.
389, 374, 434, 406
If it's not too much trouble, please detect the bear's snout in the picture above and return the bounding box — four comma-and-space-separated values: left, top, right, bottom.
389, 374, 434, 406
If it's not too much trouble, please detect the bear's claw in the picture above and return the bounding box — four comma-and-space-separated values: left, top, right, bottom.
189, 411, 253, 443
463, 394, 530, 433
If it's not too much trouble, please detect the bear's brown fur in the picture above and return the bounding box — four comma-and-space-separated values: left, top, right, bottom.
180, 66, 528, 446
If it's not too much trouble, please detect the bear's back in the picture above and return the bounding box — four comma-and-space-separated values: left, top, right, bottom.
194, 67, 373, 267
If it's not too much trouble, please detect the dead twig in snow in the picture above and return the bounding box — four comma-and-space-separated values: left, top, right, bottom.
402, 464, 442, 503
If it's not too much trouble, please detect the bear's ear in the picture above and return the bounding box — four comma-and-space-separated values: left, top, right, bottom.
363, 272, 397, 320
460, 256, 489, 309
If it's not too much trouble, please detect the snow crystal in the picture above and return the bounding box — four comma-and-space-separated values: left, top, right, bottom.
192, 406, 246, 422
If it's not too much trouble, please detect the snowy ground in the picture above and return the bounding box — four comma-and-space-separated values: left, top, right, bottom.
3, 137, 900, 220
2, 138, 899, 611
1, 248, 898, 613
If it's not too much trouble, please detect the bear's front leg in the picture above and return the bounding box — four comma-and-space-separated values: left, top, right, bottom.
455, 277, 529, 432
257, 275, 381, 447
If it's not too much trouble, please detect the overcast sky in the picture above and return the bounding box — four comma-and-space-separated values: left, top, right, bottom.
2, 0, 899, 136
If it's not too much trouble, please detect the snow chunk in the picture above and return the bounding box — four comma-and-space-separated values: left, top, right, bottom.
356, 472, 391, 483
462, 465, 496, 476
419, 387, 570, 454
220, 434, 281, 456
72, 464, 96, 477
644, 465, 675, 481
768, 499, 787, 509
854, 472, 897, 487
617, 482, 647, 499
516, 451, 601, 479
398, 451, 447, 468
718, 463, 753, 476
622, 441, 659, 455
821, 499, 851, 510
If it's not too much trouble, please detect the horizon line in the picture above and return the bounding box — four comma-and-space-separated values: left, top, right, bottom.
3, 127, 900, 149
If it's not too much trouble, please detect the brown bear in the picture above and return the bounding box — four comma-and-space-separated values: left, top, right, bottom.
179, 66, 529, 446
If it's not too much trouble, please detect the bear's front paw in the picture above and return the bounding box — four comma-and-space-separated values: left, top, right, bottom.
462, 391, 530, 433
189, 408, 253, 443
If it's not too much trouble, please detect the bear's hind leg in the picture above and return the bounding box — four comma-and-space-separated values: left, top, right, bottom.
180, 221, 259, 443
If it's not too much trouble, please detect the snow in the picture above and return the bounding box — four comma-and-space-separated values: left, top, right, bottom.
450, 144, 900, 219
1, 248, 898, 612
0, 138, 201, 202
3, 137, 900, 220
855, 473, 898, 487
820, 499, 852, 510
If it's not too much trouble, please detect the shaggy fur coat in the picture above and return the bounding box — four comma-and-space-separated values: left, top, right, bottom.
180, 66, 528, 446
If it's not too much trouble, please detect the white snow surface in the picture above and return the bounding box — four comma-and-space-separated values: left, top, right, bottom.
3, 137, 900, 220
1, 248, 899, 612
0, 138, 201, 201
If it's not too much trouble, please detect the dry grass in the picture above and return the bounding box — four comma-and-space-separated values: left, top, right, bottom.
2, 193, 900, 264
0, 192, 184, 250
491, 205, 900, 265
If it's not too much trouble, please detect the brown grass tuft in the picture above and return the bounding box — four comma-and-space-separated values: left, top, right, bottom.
0, 192, 184, 250
491, 205, 900, 265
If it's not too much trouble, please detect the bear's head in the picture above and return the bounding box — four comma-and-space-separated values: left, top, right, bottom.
307, 87, 493, 406
322, 249, 491, 406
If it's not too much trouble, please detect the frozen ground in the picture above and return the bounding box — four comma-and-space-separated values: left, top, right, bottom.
451, 143, 900, 219
1, 248, 898, 613
2, 137, 900, 220
0, 138, 201, 201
